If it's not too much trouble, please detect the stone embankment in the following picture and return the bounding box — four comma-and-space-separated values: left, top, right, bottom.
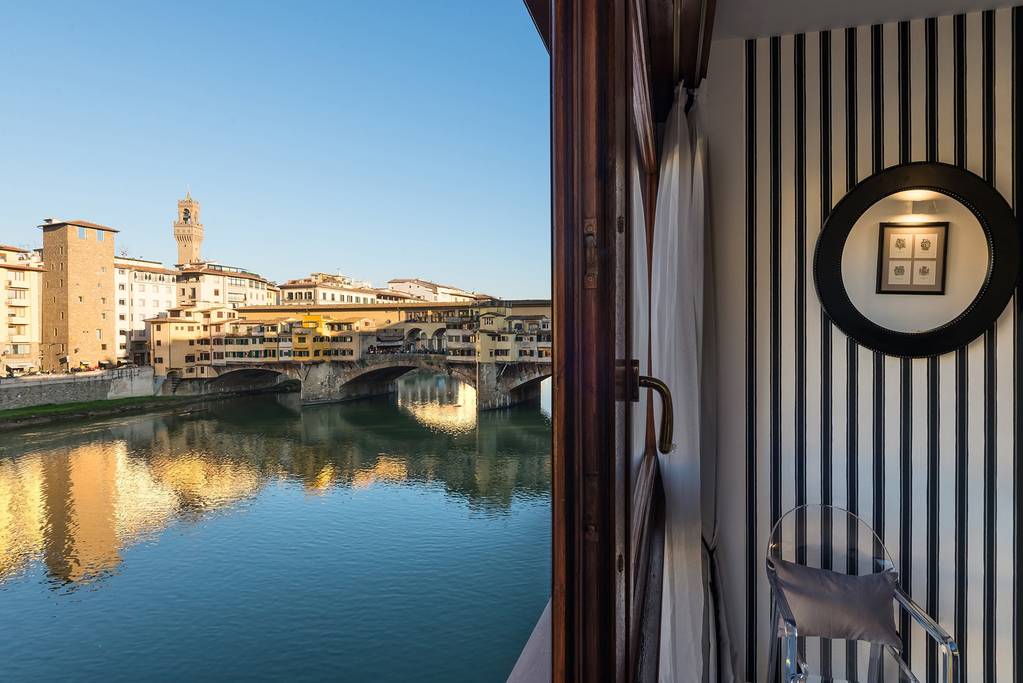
0, 367, 156, 412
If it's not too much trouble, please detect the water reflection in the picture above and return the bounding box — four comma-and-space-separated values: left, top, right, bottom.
0, 372, 551, 589
397, 373, 479, 434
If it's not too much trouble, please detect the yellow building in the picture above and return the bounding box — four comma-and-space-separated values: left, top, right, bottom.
0, 245, 45, 375
148, 305, 237, 378
289, 314, 366, 361
147, 308, 379, 377
39, 219, 117, 372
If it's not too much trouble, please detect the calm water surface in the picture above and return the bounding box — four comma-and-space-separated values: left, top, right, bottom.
0, 372, 552, 682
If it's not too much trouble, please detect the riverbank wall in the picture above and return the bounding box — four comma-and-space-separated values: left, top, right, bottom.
0, 367, 157, 411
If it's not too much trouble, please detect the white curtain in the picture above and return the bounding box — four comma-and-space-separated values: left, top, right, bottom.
651, 88, 731, 683
631, 139, 650, 476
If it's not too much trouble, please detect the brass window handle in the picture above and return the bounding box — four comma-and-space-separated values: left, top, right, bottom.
638, 375, 674, 454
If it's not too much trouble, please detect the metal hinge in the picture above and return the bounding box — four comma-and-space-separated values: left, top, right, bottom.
583, 218, 598, 289
615, 359, 639, 402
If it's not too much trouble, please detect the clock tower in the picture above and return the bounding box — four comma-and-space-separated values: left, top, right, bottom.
173, 192, 204, 265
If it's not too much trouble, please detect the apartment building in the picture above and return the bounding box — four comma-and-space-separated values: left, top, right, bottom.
39, 219, 117, 371
176, 263, 276, 308
279, 272, 379, 305
386, 278, 491, 303
148, 301, 550, 378
374, 288, 420, 303
0, 245, 44, 374
148, 305, 237, 377
114, 256, 178, 364
148, 307, 375, 377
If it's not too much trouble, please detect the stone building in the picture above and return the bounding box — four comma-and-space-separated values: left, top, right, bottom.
170, 194, 276, 309
173, 193, 203, 266
0, 245, 44, 374
39, 219, 117, 371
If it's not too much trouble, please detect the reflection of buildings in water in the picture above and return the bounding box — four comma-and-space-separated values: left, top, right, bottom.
308, 463, 338, 492
147, 455, 262, 512
397, 372, 478, 434
350, 456, 409, 489
0, 386, 551, 587
0, 440, 263, 587
42, 444, 122, 583
0, 457, 45, 581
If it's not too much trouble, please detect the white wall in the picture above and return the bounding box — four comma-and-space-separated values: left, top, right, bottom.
703, 7, 1021, 681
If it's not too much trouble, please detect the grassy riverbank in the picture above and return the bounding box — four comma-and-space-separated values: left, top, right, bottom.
0, 396, 198, 430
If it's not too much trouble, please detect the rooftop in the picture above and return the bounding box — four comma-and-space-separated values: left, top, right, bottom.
38, 219, 119, 233
387, 277, 473, 293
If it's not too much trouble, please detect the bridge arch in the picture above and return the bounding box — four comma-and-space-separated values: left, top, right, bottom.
503, 369, 552, 405
404, 327, 426, 352
162, 356, 545, 410
431, 328, 447, 352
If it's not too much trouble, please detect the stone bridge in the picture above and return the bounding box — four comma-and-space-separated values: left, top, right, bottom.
170, 354, 551, 411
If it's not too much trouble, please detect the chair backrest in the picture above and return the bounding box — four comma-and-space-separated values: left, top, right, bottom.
767, 504, 896, 577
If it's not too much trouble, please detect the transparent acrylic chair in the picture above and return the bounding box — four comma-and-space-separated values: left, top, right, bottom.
766, 504, 959, 683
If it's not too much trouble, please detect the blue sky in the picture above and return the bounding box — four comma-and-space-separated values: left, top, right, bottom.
0, 2, 550, 298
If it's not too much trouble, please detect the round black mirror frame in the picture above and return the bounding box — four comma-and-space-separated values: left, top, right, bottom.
814, 161, 1020, 358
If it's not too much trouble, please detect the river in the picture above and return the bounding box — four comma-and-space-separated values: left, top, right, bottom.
0, 372, 552, 682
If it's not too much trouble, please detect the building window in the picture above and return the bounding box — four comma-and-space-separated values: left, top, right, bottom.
95, 329, 102, 339
78, 226, 87, 239
97, 231, 105, 242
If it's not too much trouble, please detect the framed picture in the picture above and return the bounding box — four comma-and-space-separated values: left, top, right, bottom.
875, 221, 949, 295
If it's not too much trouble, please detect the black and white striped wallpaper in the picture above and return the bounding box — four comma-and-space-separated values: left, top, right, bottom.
704, 7, 1022, 682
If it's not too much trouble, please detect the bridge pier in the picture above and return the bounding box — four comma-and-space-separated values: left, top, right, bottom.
476, 361, 549, 411
298, 362, 406, 404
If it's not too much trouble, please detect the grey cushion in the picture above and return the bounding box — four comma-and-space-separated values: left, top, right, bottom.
769, 557, 901, 648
